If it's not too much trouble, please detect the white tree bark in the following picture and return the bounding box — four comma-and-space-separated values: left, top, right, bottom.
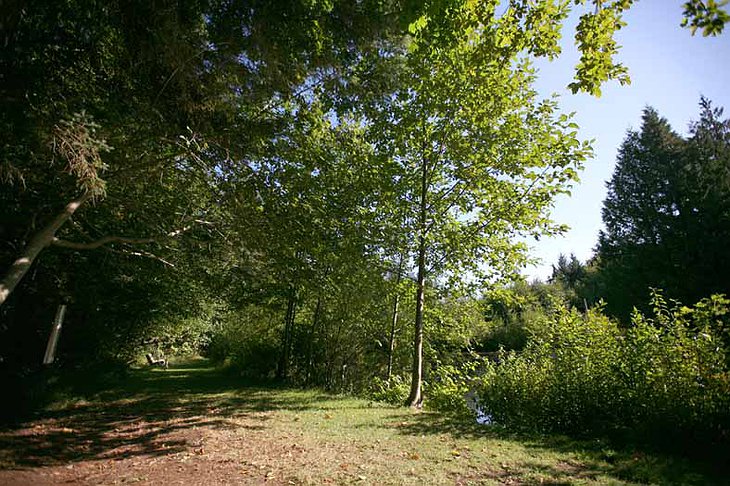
407, 152, 428, 408
0, 194, 200, 307
0, 193, 90, 307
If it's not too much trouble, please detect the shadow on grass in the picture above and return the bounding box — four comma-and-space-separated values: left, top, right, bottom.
4, 362, 727, 485
0, 359, 329, 469
372, 410, 730, 485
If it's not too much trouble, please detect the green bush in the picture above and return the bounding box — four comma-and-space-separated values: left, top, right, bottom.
477, 293, 730, 446
424, 363, 477, 417
479, 281, 560, 352
367, 375, 410, 405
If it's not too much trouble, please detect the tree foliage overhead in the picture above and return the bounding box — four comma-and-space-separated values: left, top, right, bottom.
0, 0, 414, 368
369, 0, 595, 405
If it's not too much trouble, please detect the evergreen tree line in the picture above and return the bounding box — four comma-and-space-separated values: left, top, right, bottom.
532, 99, 730, 324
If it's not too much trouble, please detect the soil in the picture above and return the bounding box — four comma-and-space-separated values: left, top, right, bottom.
0, 363, 349, 486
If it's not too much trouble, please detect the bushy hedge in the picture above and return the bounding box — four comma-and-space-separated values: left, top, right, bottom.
477, 292, 730, 445
424, 363, 478, 416
367, 375, 411, 405
367, 363, 477, 416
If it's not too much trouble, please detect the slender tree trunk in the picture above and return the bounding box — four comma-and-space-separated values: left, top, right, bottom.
0, 193, 90, 307
386, 256, 403, 382
285, 295, 297, 377
386, 293, 400, 381
407, 153, 428, 408
277, 288, 297, 380
306, 296, 322, 384
407, 241, 426, 407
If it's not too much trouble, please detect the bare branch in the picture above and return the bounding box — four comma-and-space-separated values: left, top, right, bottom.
51, 224, 195, 250
52, 236, 157, 250
116, 248, 176, 267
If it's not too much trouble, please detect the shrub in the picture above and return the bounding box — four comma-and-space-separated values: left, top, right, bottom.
205, 307, 282, 379
424, 362, 478, 416
477, 293, 730, 446
367, 375, 410, 405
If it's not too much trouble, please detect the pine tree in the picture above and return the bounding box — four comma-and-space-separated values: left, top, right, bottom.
597, 108, 685, 320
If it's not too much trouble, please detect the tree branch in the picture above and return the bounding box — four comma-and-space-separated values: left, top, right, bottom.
51, 225, 195, 250
115, 248, 176, 267
51, 236, 157, 250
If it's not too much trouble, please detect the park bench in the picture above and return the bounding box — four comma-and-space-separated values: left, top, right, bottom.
146, 353, 168, 369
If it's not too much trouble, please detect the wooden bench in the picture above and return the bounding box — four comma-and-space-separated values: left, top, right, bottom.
146, 353, 168, 369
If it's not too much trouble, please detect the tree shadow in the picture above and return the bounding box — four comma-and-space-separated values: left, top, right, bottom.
366, 410, 729, 485
0, 359, 328, 469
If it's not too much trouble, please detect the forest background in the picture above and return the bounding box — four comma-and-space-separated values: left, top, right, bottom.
1, 0, 729, 454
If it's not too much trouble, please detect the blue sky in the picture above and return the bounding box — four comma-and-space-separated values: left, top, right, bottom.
523, 0, 730, 281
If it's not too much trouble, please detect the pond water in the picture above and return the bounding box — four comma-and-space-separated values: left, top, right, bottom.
465, 390, 493, 425
475, 408, 493, 425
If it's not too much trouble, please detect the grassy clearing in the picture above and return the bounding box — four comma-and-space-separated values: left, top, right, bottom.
0, 359, 725, 485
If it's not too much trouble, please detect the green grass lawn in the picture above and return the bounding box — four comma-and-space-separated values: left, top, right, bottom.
0, 358, 726, 485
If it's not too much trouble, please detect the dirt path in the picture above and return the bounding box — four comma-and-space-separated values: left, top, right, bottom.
0, 360, 724, 485
0, 361, 318, 485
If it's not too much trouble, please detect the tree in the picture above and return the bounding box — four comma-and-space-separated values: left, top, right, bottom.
0, 0, 419, 372
597, 100, 730, 320
368, 1, 592, 406
550, 254, 586, 290
0, 0, 415, 308
676, 99, 730, 302
549, 253, 591, 309
597, 108, 685, 319
682, 0, 730, 36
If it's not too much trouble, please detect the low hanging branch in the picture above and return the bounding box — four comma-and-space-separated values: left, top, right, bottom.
0, 200, 209, 308
0, 193, 91, 307
0, 113, 113, 307
118, 248, 175, 268
52, 235, 158, 250
50, 225, 194, 250
0, 112, 217, 308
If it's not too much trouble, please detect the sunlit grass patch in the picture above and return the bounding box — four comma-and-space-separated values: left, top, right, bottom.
1, 359, 726, 485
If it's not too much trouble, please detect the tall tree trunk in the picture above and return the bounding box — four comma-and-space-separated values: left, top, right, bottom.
407, 153, 428, 408
386, 256, 403, 382
0, 193, 89, 307
306, 296, 322, 384
277, 288, 297, 380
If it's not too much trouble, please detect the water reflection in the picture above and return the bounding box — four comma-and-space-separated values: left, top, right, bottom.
465, 390, 493, 425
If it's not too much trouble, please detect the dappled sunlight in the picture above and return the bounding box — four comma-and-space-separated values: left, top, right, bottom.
0, 360, 727, 485
0, 361, 319, 469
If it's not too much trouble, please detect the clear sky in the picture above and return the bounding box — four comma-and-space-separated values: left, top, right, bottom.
523, 0, 730, 281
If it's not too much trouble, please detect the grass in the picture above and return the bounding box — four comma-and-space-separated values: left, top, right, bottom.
0, 358, 726, 485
